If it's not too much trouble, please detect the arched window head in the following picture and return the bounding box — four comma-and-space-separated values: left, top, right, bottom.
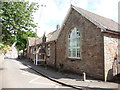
68, 28, 80, 59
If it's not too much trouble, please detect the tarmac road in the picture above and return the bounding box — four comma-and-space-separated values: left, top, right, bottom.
1, 59, 74, 89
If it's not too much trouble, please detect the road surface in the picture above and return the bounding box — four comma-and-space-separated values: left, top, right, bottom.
0, 59, 74, 89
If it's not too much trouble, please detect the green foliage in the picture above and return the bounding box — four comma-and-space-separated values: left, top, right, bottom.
0, 43, 10, 54
16, 30, 37, 50
1, 1, 39, 51
0, 43, 4, 50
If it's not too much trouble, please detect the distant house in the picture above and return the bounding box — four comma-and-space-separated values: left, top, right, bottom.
27, 37, 42, 61
5, 42, 18, 59
27, 25, 60, 65
27, 5, 120, 81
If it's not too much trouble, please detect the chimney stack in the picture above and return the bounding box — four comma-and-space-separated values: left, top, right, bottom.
56, 24, 60, 30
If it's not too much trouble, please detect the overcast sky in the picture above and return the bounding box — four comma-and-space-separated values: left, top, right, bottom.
27, 0, 119, 37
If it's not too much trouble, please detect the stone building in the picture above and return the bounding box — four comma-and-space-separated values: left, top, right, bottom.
27, 5, 120, 81
27, 26, 60, 65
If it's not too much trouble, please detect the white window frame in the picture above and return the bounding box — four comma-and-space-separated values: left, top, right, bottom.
68, 28, 80, 59
47, 44, 50, 56
30, 47, 33, 53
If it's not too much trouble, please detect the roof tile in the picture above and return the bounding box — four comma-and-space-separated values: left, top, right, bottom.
72, 5, 118, 31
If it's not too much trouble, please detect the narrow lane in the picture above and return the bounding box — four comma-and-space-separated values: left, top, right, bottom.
2, 59, 72, 88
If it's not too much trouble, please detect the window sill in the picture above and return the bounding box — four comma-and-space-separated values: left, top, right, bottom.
67, 57, 81, 61
47, 56, 50, 58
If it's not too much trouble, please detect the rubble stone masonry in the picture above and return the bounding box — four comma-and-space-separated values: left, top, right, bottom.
56, 9, 104, 80
104, 33, 118, 81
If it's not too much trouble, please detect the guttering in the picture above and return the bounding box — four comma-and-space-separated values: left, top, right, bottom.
45, 39, 57, 44
101, 29, 120, 35
54, 41, 57, 68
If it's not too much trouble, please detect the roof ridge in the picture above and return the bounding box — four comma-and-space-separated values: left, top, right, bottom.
47, 30, 57, 35
72, 5, 118, 31
72, 5, 117, 23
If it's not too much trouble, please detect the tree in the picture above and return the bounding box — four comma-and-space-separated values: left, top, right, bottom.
16, 30, 37, 50
0, 43, 10, 54
1, 1, 39, 50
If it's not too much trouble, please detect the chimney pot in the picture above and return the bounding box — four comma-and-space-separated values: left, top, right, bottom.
56, 24, 60, 30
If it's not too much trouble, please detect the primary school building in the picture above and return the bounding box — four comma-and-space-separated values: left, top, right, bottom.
27, 5, 120, 81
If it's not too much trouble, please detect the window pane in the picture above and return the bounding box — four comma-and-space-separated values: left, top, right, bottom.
68, 28, 80, 58
68, 40, 70, 47
72, 39, 74, 47
69, 39, 72, 47
74, 29, 76, 37
71, 39, 74, 47
77, 38, 80, 47
47, 44, 50, 56
68, 49, 71, 57
72, 49, 76, 57
77, 29, 80, 36
75, 38, 77, 47
77, 49, 80, 57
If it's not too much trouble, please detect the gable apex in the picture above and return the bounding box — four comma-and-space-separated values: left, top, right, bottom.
71, 5, 118, 33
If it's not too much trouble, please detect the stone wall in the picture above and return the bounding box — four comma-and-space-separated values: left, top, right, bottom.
27, 46, 35, 61
103, 33, 119, 81
46, 41, 56, 67
56, 9, 104, 80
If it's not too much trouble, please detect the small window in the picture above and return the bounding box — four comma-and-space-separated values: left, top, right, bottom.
30, 47, 34, 53
68, 28, 80, 59
47, 44, 50, 56
29, 47, 31, 53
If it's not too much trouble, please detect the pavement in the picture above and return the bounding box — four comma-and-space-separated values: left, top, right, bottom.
18, 58, 120, 90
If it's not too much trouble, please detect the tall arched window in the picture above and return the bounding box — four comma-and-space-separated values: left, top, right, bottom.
68, 28, 80, 59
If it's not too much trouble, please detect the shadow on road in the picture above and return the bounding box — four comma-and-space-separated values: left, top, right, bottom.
19, 59, 83, 80
0, 68, 5, 71
16, 58, 119, 90
20, 68, 40, 76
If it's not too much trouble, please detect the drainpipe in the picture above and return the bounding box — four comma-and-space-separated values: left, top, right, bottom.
36, 53, 38, 65
54, 41, 57, 68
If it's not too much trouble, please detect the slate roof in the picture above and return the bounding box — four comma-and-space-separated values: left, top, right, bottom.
28, 37, 42, 46
28, 29, 60, 46
28, 5, 119, 47
72, 5, 118, 32
46, 29, 60, 43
